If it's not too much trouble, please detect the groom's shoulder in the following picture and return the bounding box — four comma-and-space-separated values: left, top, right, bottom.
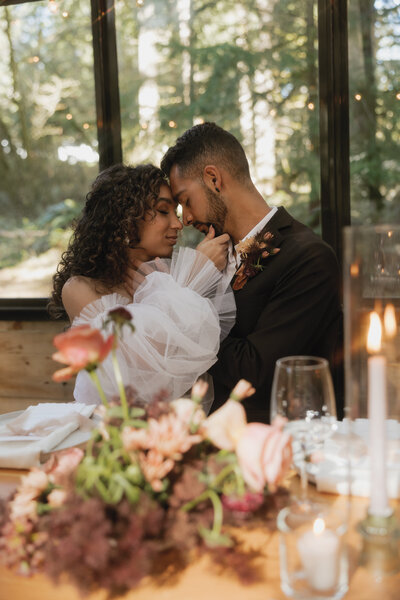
274, 208, 334, 251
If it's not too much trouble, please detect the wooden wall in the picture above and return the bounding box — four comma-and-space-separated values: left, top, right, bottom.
0, 321, 75, 414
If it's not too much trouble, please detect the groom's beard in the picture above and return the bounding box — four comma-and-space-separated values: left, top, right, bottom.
204, 187, 227, 237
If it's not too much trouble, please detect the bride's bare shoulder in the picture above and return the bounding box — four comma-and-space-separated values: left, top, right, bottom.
62, 276, 102, 322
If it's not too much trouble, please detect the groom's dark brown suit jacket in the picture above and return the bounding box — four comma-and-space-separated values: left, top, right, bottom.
209, 207, 342, 424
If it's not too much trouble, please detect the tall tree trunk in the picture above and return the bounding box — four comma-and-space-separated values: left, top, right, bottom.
306, 0, 320, 227
5, 8, 31, 157
358, 0, 383, 209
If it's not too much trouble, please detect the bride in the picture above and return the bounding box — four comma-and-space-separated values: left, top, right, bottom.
48, 163, 235, 405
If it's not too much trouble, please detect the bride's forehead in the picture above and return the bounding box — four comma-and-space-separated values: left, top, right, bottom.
158, 183, 174, 201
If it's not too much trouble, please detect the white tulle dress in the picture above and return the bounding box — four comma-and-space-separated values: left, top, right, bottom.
72, 247, 236, 405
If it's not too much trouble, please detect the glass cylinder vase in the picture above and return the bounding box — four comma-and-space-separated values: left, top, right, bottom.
343, 225, 400, 517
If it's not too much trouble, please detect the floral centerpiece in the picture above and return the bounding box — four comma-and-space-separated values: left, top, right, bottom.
0, 308, 292, 596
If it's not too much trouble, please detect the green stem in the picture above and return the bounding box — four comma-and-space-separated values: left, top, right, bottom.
211, 463, 236, 488
111, 349, 129, 422
89, 370, 109, 408
182, 489, 223, 536
234, 465, 246, 496
182, 490, 209, 512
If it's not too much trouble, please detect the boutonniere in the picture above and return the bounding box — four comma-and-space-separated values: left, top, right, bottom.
232, 230, 280, 291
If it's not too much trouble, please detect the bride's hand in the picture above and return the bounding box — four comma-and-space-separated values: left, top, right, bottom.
196, 226, 230, 271
124, 258, 167, 298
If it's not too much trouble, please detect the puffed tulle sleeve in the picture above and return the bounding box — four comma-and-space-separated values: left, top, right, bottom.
72, 247, 236, 405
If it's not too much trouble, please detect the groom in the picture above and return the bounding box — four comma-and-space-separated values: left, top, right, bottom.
161, 122, 342, 423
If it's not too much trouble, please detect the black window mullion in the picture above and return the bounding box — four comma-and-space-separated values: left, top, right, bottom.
90, 0, 122, 171
318, 0, 351, 270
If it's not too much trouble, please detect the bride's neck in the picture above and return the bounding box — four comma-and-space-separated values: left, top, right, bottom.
127, 247, 153, 263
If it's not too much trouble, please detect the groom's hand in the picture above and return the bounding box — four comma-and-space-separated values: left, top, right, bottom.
196, 225, 230, 271
124, 258, 167, 298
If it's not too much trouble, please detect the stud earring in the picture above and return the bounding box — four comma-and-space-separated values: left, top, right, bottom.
212, 178, 220, 193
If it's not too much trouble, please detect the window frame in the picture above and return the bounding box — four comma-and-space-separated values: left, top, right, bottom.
0, 0, 350, 320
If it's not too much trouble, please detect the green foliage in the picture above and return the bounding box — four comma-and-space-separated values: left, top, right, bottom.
1, 0, 399, 283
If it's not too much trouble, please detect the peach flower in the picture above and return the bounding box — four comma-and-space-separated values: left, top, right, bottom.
139, 450, 174, 492
9, 491, 38, 522
44, 447, 84, 486
9, 468, 49, 523
52, 325, 114, 382
146, 414, 203, 458
47, 488, 67, 507
171, 398, 206, 429
236, 422, 292, 492
20, 468, 49, 494
203, 399, 247, 450
122, 426, 150, 452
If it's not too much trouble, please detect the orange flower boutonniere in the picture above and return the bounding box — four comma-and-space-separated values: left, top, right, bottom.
232, 230, 280, 291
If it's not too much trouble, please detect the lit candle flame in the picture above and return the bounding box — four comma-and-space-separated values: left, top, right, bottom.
384, 304, 397, 339
313, 518, 325, 536
367, 312, 382, 353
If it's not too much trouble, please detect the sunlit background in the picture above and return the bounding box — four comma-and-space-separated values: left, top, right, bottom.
0, 0, 399, 298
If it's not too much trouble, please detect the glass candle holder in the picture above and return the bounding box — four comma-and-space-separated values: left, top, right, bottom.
277, 504, 348, 599
343, 225, 400, 519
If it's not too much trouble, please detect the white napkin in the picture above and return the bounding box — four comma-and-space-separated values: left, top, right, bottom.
0, 403, 97, 469
314, 418, 400, 498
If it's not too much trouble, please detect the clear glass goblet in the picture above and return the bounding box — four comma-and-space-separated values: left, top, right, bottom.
270, 356, 337, 509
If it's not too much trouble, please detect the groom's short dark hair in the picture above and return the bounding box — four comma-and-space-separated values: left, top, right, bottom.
161, 122, 251, 183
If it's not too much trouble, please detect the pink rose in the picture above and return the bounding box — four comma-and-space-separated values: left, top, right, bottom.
203, 399, 247, 450
52, 325, 114, 381
236, 423, 292, 492
45, 447, 84, 486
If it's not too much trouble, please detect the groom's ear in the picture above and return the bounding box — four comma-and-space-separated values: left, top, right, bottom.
203, 165, 222, 194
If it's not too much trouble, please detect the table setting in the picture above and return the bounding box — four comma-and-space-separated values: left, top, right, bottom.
0, 224, 400, 599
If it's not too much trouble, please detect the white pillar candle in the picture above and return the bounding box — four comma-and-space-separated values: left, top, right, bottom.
367, 312, 390, 517
297, 518, 340, 591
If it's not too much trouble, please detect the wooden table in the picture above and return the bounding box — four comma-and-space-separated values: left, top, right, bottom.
0, 469, 399, 600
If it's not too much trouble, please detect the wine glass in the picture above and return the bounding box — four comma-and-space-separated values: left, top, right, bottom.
270, 356, 337, 508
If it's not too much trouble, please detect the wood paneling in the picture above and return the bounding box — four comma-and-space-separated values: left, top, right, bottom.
0, 321, 75, 413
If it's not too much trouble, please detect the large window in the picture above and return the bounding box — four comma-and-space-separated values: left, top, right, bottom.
117, 0, 321, 244
0, 0, 97, 299
3, 0, 396, 316
348, 0, 400, 224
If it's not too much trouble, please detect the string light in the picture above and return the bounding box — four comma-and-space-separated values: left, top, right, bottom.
66, 113, 72, 120
168, 120, 177, 128
83, 123, 90, 130
136, 0, 144, 6
396, 93, 400, 100
141, 123, 148, 130
28, 56, 40, 63
307, 102, 315, 110
355, 94, 362, 101
62, 11, 69, 18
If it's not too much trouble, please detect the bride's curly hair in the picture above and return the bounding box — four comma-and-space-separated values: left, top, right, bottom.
48, 163, 167, 319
